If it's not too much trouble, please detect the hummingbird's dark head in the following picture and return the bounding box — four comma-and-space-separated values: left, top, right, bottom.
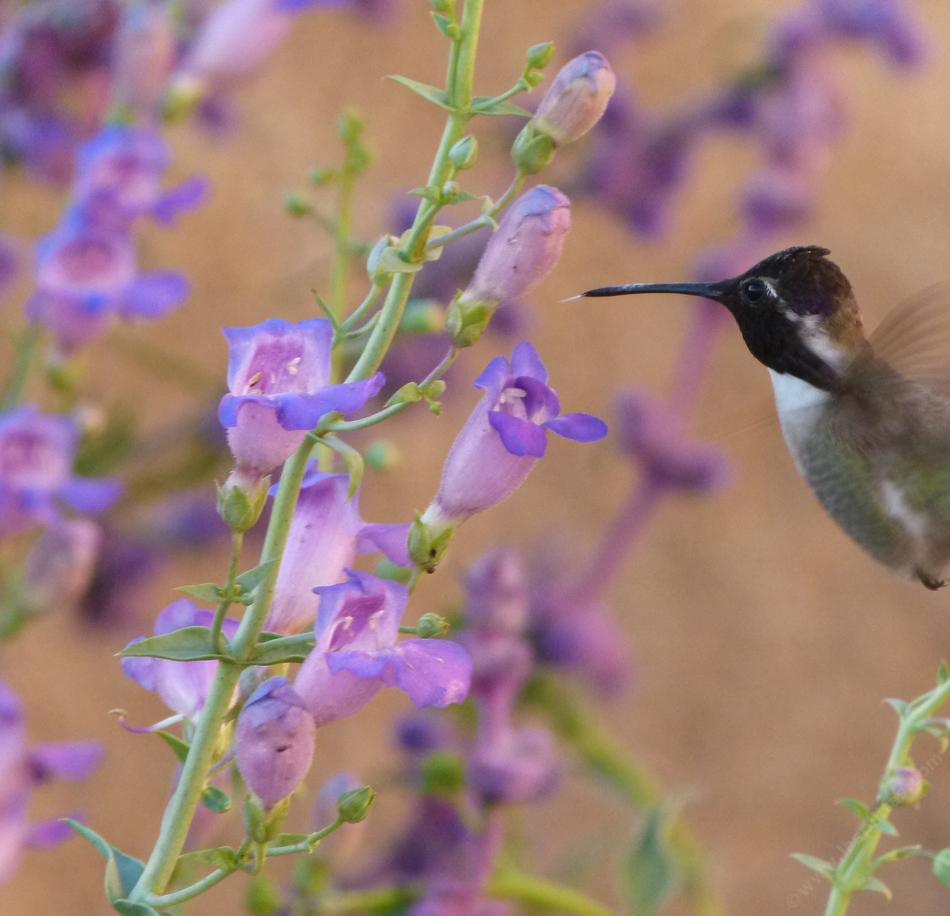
575, 245, 866, 390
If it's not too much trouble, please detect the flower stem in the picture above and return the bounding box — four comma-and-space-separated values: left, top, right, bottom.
487, 869, 614, 916
345, 0, 484, 384
822, 675, 950, 915
210, 530, 243, 654
129, 443, 313, 901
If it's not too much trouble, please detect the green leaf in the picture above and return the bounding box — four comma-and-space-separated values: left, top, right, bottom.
884, 697, 909, 717
938, 660, 949, 684
311, 290, 341, 332
323, 436, 364, 499
118, 627, 225, 662
874, 817, 899, 837
202, 785, 231, 814
837, 798, 870, 820
156, 731, 190, 764
471, 96, 533, 117
625, 803, 681, 916
175, 846, 239, 871
176, 582, 224, 603
933, 848, 950, 885
113, 901, 159, 916
250, 632, 315, 666
875, 845, 922, 867
431, 12, 457, 38
863, 876, 892, 899
789, 853, 834, 881
273, 833, 310, 845
64, 820, 145, 903
385, 75, 453, 111
235, 561, 278, 600
373, 246, 424, 276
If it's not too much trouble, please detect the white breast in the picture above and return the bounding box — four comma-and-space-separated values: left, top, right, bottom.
768, 369, 830, 473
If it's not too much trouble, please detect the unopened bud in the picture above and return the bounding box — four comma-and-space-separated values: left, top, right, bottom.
526, 41, 556, 71
365, 440, 400, 471
883, 767, 927, 806
448, 135, 478, 171
464, 185, 571, 304
446, 294, 494, 349
236, 677, 316, 809
532, 50, 615, 145
511, 124, 557, 175
217, 475, 269, 532
416, 612, 449, 638
337, 785, 375, 823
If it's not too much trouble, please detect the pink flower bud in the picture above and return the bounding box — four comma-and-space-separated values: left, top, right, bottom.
883, 766, 926, 806
464, 186, 571, 306
533, 51, 616, 145
235, 677, 315, 809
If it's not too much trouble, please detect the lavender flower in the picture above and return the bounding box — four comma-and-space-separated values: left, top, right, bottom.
22, 519, 101, 613
614, 389, 728, 491
420, 342, 606, 532
0, 678, 102, 884
817, 0, 926, 65
71, 125, 209, 230
294, 570, 471, 726
0, 236, 20, 295
532, 51, 616, 146
0, 406, 120, 538
28, 220, 190, 354
219, 318, 384, 485
110, 1, 177, 119
469, 725, 558, 804
235, 677, 315, 808
122, 599, 240, 725
265, 469, 409, 634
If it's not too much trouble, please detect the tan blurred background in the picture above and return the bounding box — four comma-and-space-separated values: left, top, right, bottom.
6, 0, 950, 913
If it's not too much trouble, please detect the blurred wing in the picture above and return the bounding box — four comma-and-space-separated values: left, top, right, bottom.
864, 281, 950, 388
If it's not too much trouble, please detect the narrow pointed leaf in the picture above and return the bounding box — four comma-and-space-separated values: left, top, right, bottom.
174, 846, 239, 871
875, 845, 922, 867
385, 75, 453, 111
471, 96, 533, 117
324, 436, 364, 499
789, 853, 834, 880
156, 731, 190, 764
235, 561, 277, 598
874, 818, 899, 837
863, 877, 892, 899
118, 627, 225, 661
837, 798, 870, 820
625, 803, 681, 915
938, 660, 949, 684
175, 582, 224, 603
64, 820, 144, 902
250, 632, 315, 665
884, 698, 909, 717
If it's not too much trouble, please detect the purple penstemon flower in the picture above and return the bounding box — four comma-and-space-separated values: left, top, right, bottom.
0, 406, 120, 539
27, 220, 190, 355
265, 468, 409, 634
122, 599, 240, 728
0, 678, 102, 885
294, 570, 471, 726
71, 125, 209, 230
235, 677, 315, 808
219, 318, 384, 484
421, 342, 606, 531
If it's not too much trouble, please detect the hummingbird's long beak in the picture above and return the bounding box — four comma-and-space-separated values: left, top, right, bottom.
563, 281, 725, 302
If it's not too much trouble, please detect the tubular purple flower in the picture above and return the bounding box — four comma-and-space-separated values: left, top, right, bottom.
72, 126, 209, 230
421, 342, 606, 531
265, 469, 410, 634
0, 678, 102, 885
219, 318, 384, 484
235, 677, 315, 808
295, 570, 471, 726
22, 519, 101, 612
614, 389, 729, 492
464, 548, 529, 637
0, 236, 20, 295
817, 0, 926, 66
110, 2, 177, 118
0, 406, 120, 538
469, 726, 559, 805
465, 186, 571, 306
122, 599, 240, 724
533, 51, 616, 146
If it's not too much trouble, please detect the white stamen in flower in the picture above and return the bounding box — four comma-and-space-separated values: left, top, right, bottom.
286, 357, 301, 376
244, 370, 263, 394
498, 387, 528, 421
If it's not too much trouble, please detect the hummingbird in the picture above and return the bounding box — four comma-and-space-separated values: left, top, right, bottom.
574, 245, 950, 589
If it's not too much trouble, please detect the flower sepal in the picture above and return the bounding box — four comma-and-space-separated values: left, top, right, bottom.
337, 786, 375, 823
446, 291, 495, 348
511, 123, 557, 175
217, 475, 269, 532
408, 515, 456, 574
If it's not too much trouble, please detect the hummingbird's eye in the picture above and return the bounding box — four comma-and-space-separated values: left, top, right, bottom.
742, 278, 770, 304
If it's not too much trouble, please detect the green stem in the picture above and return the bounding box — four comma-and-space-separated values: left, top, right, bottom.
1, 324, 42, 410
129, 445, 314, 901
339, 281, 383, 334
262, 818, 343, 857
211, 530, 243, 654
487, 869, 613, 916
823, 676, 950, 916
345, 0, 483, 384
423, 171, 526, 253
321, 886, 420, 913
146, 866, 234, 909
